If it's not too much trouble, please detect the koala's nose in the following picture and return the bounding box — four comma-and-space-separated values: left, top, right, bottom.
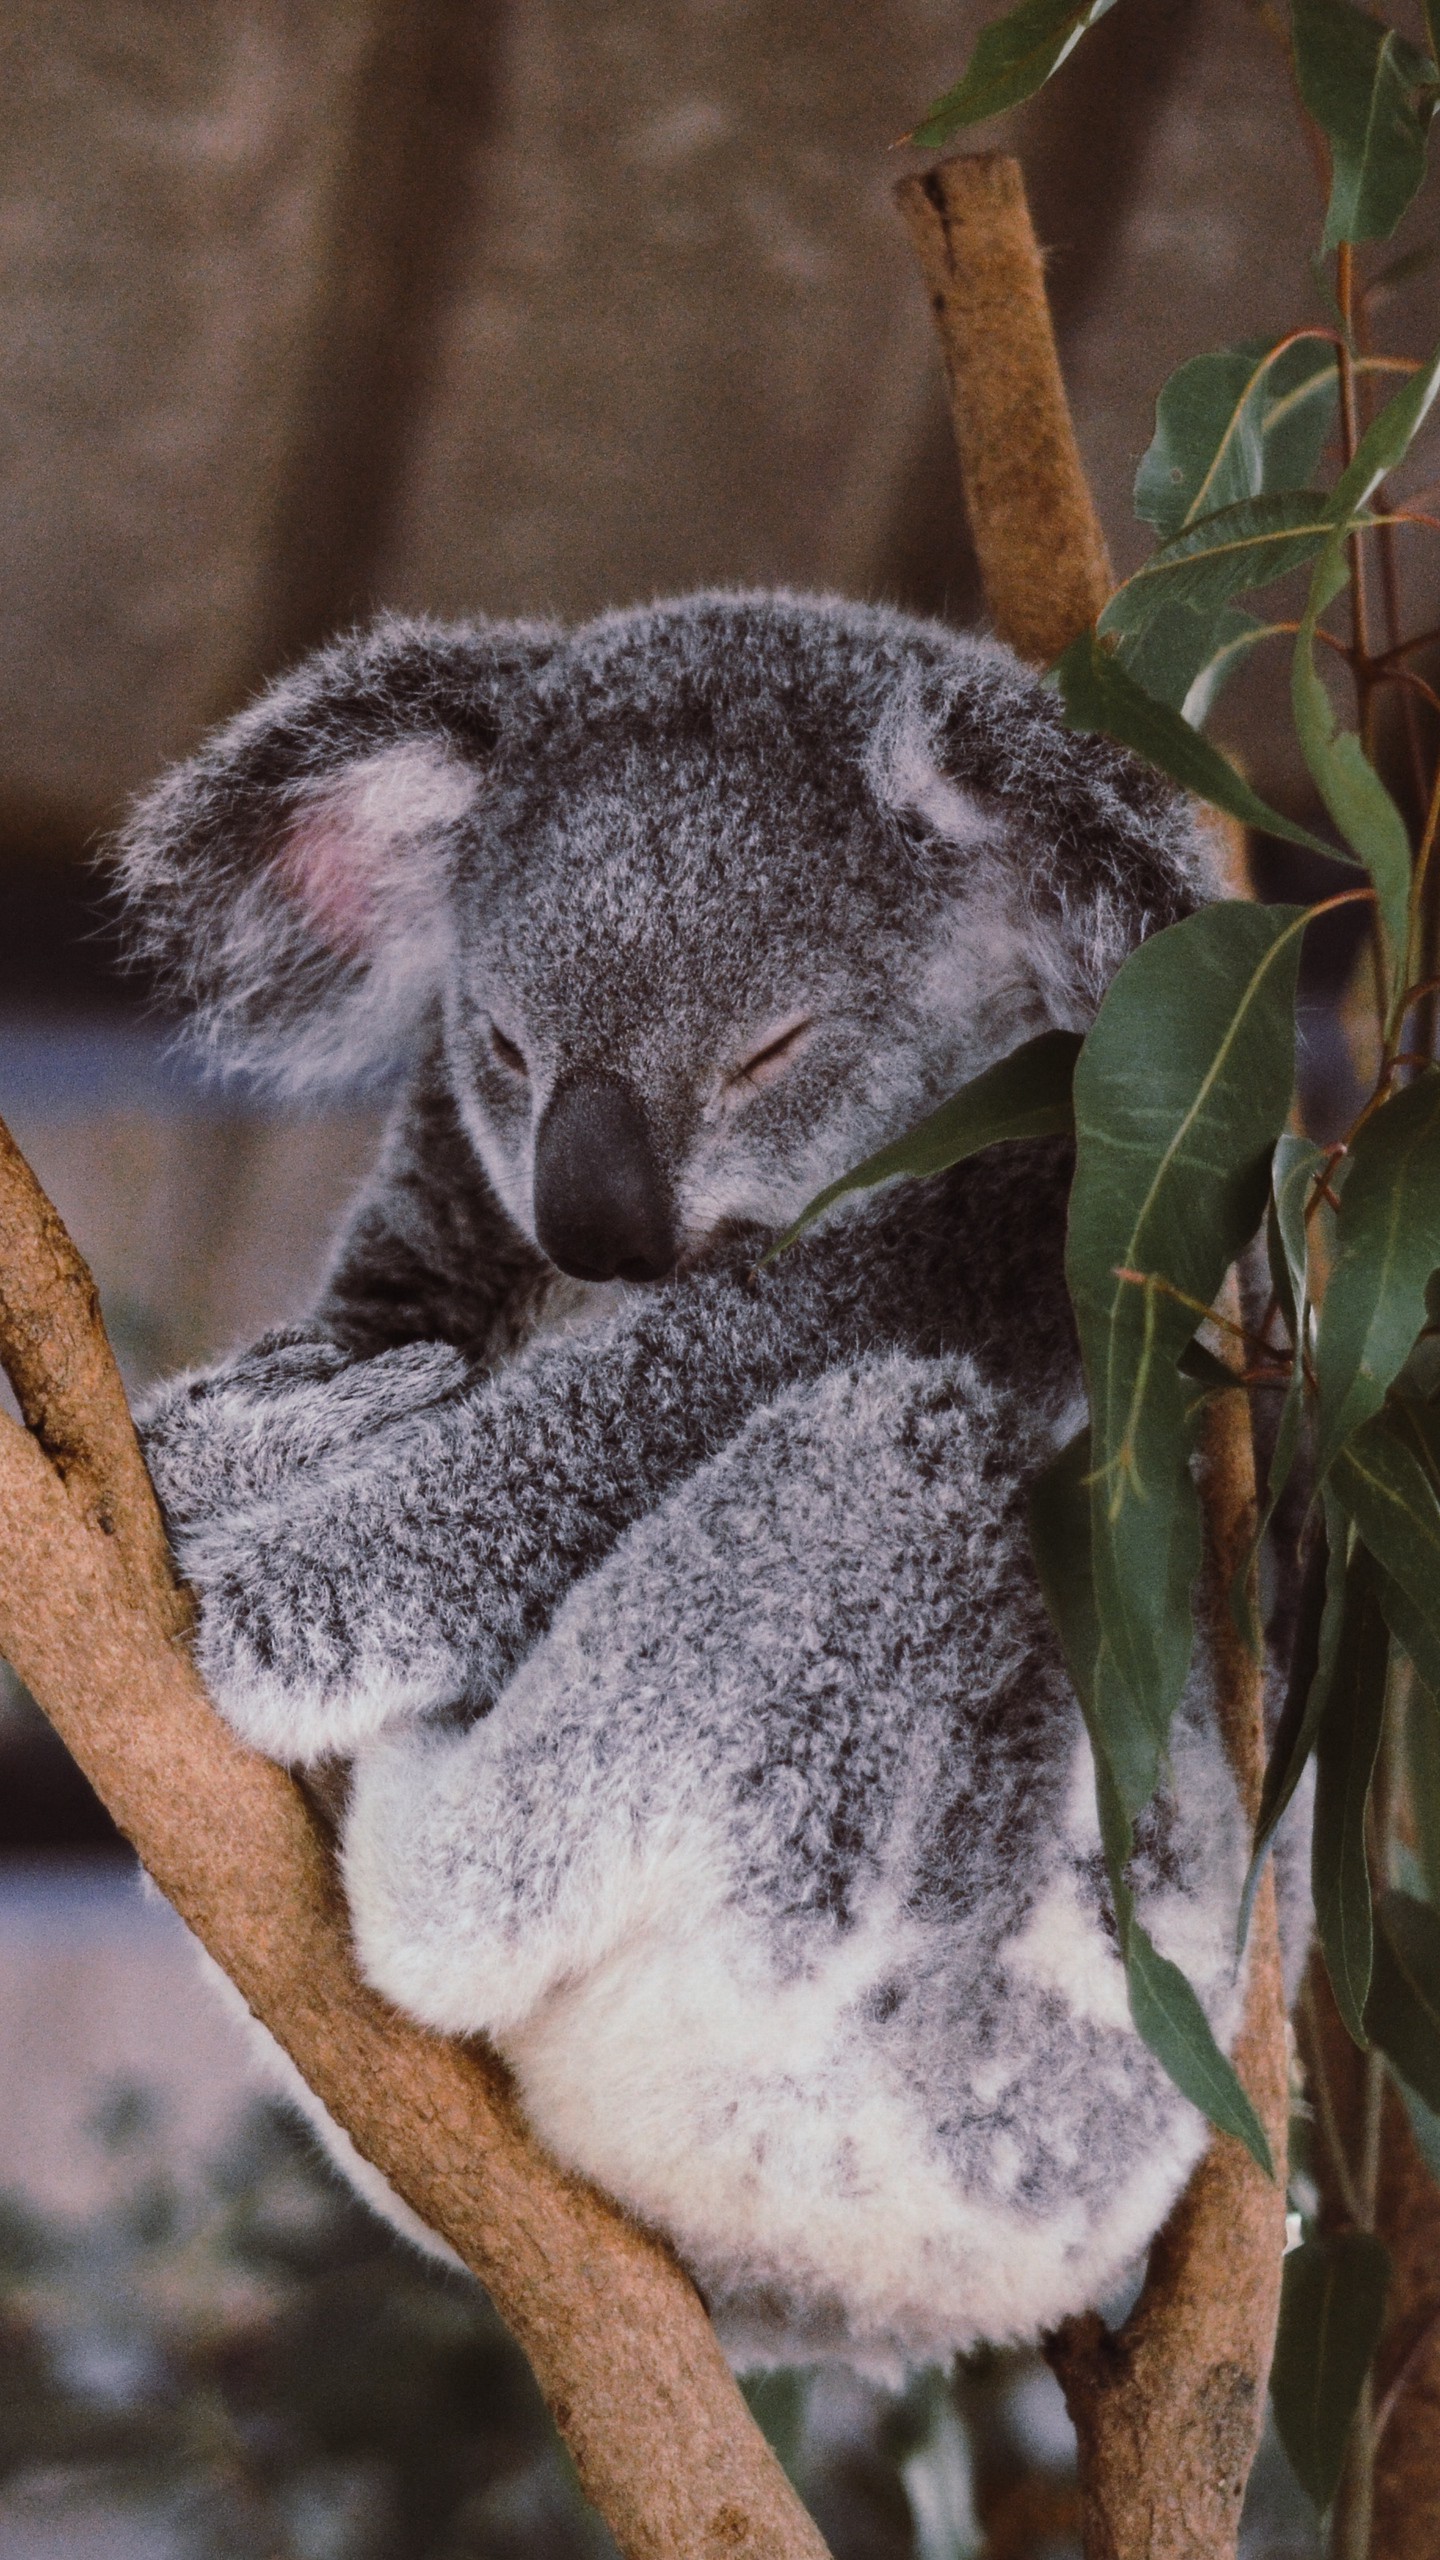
533, 1075, 677, 1283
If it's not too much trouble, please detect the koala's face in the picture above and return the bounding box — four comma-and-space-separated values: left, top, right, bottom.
116, 593, 1203, 1283
440, 606, 1054, 1279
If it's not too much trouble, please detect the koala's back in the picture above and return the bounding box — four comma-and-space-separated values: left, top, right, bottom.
343, 1351, 1246, 2379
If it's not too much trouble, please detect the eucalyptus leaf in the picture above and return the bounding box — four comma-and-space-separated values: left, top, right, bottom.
908, 0, 1123, 142
1407, 1675, 1440, 1908
766, 1027, 1080, 1257
1333, 1406, 1440, 1688
1292, 352, 1440, 980
1270, 2232, 1390, 2510
1378, 1560, 1440, 1700
1293, 0, 1437, 251
1099, 492, 1342, 709
1057, 633, 1341, 858
1244, 1521, 1337, 1943
1029, 1430, 1274, 2170
1066, 903, 1307, 1793
1313, 1543, 1392, 2042
1124, 1928, 1274, 2167
1366, 1889, 1440, 2110
1313, 1072, 1440, 1477
1180, 611, 1270, 728
1135, 337, 1339, 542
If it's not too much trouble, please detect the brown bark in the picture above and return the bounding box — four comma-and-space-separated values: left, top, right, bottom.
893, 153, 1113, 668
894, 152, 1289, 2559
0, 1112, 829, 2560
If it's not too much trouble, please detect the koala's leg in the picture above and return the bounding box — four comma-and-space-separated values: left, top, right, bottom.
341, 1352, 1247, 2371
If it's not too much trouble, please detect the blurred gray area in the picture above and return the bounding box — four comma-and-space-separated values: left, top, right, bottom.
0, 1, 1426, 2550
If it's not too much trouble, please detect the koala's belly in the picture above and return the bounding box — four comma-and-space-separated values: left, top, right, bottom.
491, 1879, 1214, 2379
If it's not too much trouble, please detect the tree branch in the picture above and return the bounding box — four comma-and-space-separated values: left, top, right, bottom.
0, 1112, 829, 2560
895, 152, 1289, 2560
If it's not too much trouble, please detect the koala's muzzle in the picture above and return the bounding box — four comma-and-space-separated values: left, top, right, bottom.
533, 1075, 676, 1283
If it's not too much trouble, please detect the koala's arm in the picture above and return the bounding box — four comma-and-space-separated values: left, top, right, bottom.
172, 1240, 843, 1762
141, 1055, 551, 1535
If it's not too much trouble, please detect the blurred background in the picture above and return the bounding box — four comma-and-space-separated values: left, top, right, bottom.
2, 0, 1436, 2551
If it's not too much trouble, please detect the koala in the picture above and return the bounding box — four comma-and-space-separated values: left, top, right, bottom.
117, 591, 1248, 2380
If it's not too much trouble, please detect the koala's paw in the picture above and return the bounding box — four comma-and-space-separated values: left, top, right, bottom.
179, 1498, 466, 1764
139, 1332, 472, 1536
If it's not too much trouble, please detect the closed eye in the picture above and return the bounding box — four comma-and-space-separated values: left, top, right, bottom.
729, 1016, 813, 1090
490, 1024, 528, 1076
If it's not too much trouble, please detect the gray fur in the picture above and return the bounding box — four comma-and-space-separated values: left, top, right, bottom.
117, 591, 1242, 2375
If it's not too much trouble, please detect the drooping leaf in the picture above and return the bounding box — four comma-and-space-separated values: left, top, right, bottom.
1313, 1543, 1392, 2042
1029, 1431, 1274, 2170
1135, 337, 1340, 543
766, 1027, 1080, 1257
1244, 1519, 1339, 1942
1313, 1072, 1440, 1477
1057, 633, 1341, 858
1293, 353, 1440, 981
1180, 611, 1269, 728
1066, 903, 1307, 1801
1379, 1559, 1440, 1700
1366, 1889, 1440, 2110
1334, 1406, 1440, 1689
1270, 1131, 1326, 1343
1270, 2232, 1391, 2510
1407, 1676, 1440, 1907
1293, 0, 1437, 251
1099, 491, 1344, 710
1125, 1927, 1274, 2166
907, 0, 1124, 142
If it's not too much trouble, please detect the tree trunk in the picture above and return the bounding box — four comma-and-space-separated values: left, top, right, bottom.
895, 151, 1290, 2560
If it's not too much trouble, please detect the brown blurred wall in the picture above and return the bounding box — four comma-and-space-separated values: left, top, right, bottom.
6, 0, 1434, 863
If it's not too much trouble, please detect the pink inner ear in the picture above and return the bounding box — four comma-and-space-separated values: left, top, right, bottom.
280, 812, 380, 959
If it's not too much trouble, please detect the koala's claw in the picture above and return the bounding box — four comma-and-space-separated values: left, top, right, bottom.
183, 1502, 465, 1764
139, 1333, 474, 1536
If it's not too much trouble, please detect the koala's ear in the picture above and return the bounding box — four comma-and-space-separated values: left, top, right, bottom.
111, 614, 559, 1090
877, 641, 1214, 1026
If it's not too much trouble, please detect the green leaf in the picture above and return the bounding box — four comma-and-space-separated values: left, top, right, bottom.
1313, 1543, 1392, 2041
1136, 337, 1340, 543
908, 0, 1124, 141
1366, 1888, 1440, 2111
1293, 0, 1437, 251
1066, 903, 1307, 1799
1407, 1675, 1440, 1907
1293, 352, 1440, 981
1334, 1407, 1440, 1689
1125, 1926, 1274, 2168
765, 1027, 1080, 1257
1029, 1430, 1274, 2172
1056, 633, 1342, 859
1270, 2232, 1390, 2510
1100, 491, 1343, 710
1245, 1519, 1339, 1943
1313, 1072, 1440, 1477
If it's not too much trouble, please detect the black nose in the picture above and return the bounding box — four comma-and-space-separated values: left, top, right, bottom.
533, 1076, 676, 1283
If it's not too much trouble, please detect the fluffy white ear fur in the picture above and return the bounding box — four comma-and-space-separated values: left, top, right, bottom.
208, 740, 478, 1096
282, 744, 479, 959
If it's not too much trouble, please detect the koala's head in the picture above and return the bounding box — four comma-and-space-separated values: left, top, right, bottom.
113, 593, 1207, 1282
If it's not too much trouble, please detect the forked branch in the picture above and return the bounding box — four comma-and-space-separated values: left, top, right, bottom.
0, 1114, 829, 2560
